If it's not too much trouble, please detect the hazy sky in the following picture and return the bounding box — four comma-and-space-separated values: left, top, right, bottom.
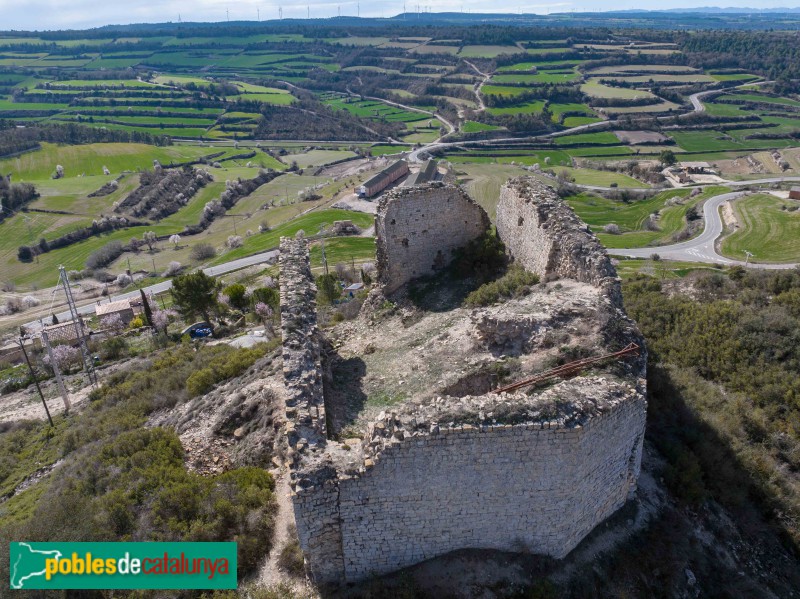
0, 0, 796, 30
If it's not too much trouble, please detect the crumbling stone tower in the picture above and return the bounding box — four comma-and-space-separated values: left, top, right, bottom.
278, 178, 647, 586
375, 181, 490, 293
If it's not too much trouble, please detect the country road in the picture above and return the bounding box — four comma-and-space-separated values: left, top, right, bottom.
409, 78, 768, 162
609, 188, 799, 269
23, 249, 280, 332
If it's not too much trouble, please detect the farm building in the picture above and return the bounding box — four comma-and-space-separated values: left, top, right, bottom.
405, 159, 439, 186
790, 186, 800, 200
41, 319, 86, 343
679, 161, 713, 175
358, 160, 409, 198
95, 299, 135, 325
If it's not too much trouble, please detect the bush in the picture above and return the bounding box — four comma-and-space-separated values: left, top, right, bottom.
251, 287, 280, 310
190, 243, 217, 261
162, 261, 182, 277
464, 265, 540, 307
316, 274, 341, 305
603, 223, 621, 234
223, 283, 249, 311
100, 336, 127, 360
86, 241, 124, 270
128, 316, 144, 329
453, 230, 507, 284
187, 367, 216, 396
277, 537, 305, 577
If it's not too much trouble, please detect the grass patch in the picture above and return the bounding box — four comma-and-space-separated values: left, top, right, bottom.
465, 264, 540, 307
720, 194, 800, 263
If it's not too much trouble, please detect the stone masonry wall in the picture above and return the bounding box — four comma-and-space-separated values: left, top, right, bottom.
375, 182, 490, 294
279, 237, 344, 584
283, 182, 647, 586
496, 177, 622, 302
337, 394, 646, 580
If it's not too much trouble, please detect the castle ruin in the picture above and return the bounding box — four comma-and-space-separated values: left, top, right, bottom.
278, 177, 647, 586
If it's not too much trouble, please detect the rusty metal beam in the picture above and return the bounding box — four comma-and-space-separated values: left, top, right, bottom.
493, 343, 640, 395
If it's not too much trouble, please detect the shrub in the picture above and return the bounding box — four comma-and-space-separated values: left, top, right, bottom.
86, 241, 124, 270
603, 223, 621, 234
190, 243, 216, 261
128, 316, 144, 329
464, 265, 540, 307
226, 235, 243, 249
100, 336, 127, 360
187, 367, 216, 396
453, 230, 507, 283
17, 246, 33, 262
277, 536, 305, 577
223, 283, 249, 311
316, 274, 341, 305
251, 287, 280, 310
162, 261, 182, 277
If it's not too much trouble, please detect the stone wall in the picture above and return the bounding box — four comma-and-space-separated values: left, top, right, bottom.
338, 386, 646, 580
281, 182, 647, 586
375, 182, 490, 294
279, 237, 344, 584
496, 177, 621, 301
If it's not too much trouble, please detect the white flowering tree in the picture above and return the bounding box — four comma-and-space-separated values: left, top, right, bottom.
101, 313, 125, 333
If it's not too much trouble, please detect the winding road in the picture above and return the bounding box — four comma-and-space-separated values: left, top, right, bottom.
609, 184, 800, 269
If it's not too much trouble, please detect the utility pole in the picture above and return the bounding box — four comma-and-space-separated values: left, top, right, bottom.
58, 266, 97, 389
19, 338, 53, 427
42, 331, 70, 413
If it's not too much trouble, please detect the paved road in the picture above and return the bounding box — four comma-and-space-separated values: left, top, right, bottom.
23, 249, 280, 332
609, 189, 799, 269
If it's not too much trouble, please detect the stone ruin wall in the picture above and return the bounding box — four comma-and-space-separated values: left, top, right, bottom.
278, 237, 344, 584
375, 182, 490, 294
280, 179, 647, 586
496, 177, 623, 304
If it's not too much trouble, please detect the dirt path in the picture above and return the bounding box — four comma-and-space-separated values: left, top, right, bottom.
259, 468, 317, 595
463, 59, 491, 112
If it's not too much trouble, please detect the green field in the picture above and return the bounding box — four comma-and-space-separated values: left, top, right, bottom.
554, 131, 620, 146
552, 166, 646, 188
209, 209, 374, 264
491, 71, 579, 85
486, 101, 546, 116
720, 194, 800, 263
309, 236, 376, 269
0, 143, 226, 179
567, 186, 730, 248
581, 81, 657, 100
462, 120, 503, 133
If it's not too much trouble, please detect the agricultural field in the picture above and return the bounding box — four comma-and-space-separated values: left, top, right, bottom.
720, 193, 800, 263
569, 186, 730, 248
0, 143, 228, 179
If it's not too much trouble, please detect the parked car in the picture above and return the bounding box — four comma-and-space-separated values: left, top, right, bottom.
181, 322, 214, 339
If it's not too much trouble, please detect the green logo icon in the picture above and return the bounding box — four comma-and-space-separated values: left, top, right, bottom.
9, 542, 237, 590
